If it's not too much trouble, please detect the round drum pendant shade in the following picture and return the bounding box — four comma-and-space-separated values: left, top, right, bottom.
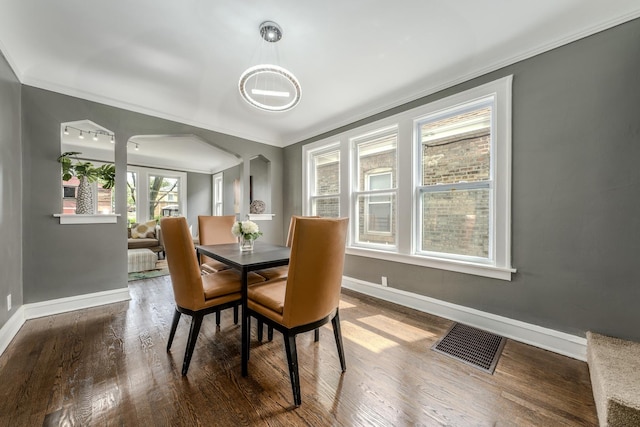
238, 64, 301, 112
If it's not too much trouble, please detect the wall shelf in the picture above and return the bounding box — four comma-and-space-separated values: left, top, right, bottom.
248, 214, 275, 221
53, 214, 120, 224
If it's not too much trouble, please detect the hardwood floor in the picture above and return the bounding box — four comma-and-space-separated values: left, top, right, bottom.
0, 276, 597, 426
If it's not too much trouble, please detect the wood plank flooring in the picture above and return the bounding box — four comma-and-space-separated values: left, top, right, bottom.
0, 276, 597, 426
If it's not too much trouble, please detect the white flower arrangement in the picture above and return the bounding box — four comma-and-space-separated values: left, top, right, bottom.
231, 220, 262, 241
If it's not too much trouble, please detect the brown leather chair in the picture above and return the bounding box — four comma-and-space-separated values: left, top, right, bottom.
255, 215, 321, 342
247, 217, 349, 406
255, 215, 319, 281
197, 215, 238, 273
161, 216, 264, 375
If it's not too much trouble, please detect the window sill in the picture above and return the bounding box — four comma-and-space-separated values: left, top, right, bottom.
53, 214, 121, 224
345, 247, 516, 281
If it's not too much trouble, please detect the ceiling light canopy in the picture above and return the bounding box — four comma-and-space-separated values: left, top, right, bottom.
239, 21, 301, 112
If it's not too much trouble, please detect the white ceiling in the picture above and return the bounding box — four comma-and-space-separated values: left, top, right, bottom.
3, 1, 640, 148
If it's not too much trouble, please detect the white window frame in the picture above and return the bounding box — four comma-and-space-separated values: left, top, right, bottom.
213, 173, 223, 216
302, 142, 342, 218
302, 76, 514, 280
127, 165, 188, 223
364, 171, 393, 235
414, 98, 493, 263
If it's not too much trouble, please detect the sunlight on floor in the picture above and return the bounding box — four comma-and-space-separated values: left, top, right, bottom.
358, 315, 436, 342
340, 321, 398, 353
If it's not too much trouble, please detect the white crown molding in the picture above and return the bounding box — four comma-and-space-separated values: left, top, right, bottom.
19, 76, 285, 148
0, 287, 131, 357
342, 276, 587, 361
283, 10, 640, 146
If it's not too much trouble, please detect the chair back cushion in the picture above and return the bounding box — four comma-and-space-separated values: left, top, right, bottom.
283, 217, 348, 328
198, 215, 238, 244
285, 215, 320, 247
161, 217, 205, 310
198, 215, 238, 265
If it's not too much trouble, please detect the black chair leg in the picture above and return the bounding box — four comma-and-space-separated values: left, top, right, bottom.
284, 333, 301, 406
267, 326, 273, 341
182, 313, 204, 376
233, 305, 239, 325
314, 328, 320, 342
215, 310, 221, 326
167, 308, 181, 352
332, 310, 346, 372
257, 318, 264, 342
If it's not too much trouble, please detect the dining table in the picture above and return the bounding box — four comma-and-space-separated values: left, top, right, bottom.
195, 241, 290, 376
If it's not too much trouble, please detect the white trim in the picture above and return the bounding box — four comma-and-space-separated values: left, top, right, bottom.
0, 307, 26, 357
346, 247, 515, 281
23, 288, 130, 319
283, 10, 640, 146
53, 213, 120, 224
248, 214, 275, 221
0, 287, 131, 357
342, 276, 587, 361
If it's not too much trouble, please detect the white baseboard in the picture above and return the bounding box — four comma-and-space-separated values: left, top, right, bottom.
0, 307, 26, 357
342, 276, 587, 361
0, 287, 130, 357
23, 287, 131, 319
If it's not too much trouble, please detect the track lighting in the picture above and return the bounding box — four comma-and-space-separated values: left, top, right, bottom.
62, 125, 115, 142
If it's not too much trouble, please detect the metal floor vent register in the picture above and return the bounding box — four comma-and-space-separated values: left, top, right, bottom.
432, 323, 506, 374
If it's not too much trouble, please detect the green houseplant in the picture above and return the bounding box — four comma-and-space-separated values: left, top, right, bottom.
57, 151, 115, 214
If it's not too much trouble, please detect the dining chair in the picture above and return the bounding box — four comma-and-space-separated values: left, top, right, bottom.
255, 215, 320, 342
247, 217, 349, 406
161, 216, 264, 375
198, 215, 238, 273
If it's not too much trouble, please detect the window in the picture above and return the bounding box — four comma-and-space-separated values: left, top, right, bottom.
302, 76, 513, 280
365, 172, 393, 234
213, 173, 223, 215
127, 166, 187, 223
352, 127, 397, 248
149, 175, 181, 219
307, 145, 340, 217
416, 103, 492, 260
126, 171, 138, 225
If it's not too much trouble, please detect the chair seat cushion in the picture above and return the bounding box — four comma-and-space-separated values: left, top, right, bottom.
201, 258, 232, 273
248, 278, 287, 314
202, 269, 265, 300
255, 265, 288, 281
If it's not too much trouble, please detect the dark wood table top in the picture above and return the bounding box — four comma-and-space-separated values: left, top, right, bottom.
196, 241, 290, 271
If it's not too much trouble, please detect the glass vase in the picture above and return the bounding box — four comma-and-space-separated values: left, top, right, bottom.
239, 236, 255, 252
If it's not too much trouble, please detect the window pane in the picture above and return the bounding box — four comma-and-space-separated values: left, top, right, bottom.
421, 107, 491, 185
313, 150, 340, 196
149, 175, 181, 220
357, 193, 396, 244
127, 172, 137, 225
96, 183, 114, 214
312, 197, 340, 217
357, 134, 397, 190
421, 188, 489, 257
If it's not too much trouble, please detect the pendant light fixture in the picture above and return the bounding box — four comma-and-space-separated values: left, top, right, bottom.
239, 21, 301, 112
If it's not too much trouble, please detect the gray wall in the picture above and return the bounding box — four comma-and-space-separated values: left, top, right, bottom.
0, 52, 22, 327
21, 86, 284, 303
186, 171, 212, 235
284, 19, 640, 341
